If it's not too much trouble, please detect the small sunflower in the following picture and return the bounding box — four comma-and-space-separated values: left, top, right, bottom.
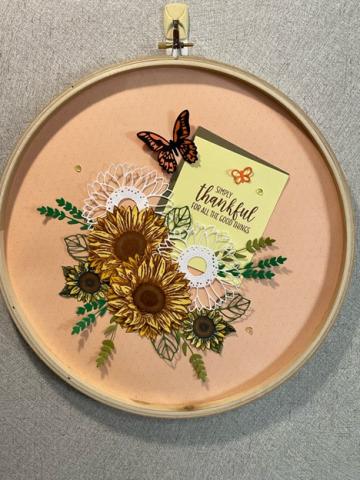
107, 254, 191, 340
183, 308, 235, 353
60, 261, 108, 303
88, 205, 168, 281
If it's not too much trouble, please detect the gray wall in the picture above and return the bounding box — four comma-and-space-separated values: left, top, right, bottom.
0, 1, 359, 479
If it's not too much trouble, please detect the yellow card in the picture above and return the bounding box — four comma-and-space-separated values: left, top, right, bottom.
169, 127, 289, 258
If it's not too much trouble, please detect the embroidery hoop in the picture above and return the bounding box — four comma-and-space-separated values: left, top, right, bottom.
0, 60, 354, 416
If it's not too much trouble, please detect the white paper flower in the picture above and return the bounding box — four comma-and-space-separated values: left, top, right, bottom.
82, 163, 171, 224
163, 224, 238, 310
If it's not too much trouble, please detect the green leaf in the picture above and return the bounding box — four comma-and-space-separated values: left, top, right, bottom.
56, 198, 66, 207
242, 270, 252, 279
152, 333, 179, 362
59, 285, 71, 297
76, 306, 86, 315
246, 237, 276, 254
224, 322, 236, 335
211, 342, 223, 354
103, 323, 118, 336
98, 298, 106, 308
190, 354, 207, 382
85, 303, 93, 312
182, 342, 188, 356
37, 206, 47, 215
165, 206, 192, 239
96, 339, 116, 367
217, 270, 227, 278
174, 330, 181, 343
67, 219, 79, 225
64, 234, 89, 262
265, 237, 276, 246
102, 339, 115, 349
234, 251, 246, 259
246, 239, 255, 253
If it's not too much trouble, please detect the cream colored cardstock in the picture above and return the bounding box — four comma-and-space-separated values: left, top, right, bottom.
170, 127, 289, 252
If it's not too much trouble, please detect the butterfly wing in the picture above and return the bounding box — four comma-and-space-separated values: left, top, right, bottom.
172, 110, 199, 165
137, 131, 176, 174
172, 110, 190, 142
137, 131, 170, 151
178, 138, 198, 164
158, 149, 177, 173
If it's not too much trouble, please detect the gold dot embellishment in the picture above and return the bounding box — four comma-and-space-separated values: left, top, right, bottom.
245, 326, 253, 335
74, 165, 82, 173
256, 188, 263, 196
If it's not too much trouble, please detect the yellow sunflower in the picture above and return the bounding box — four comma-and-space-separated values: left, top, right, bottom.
59, 261, 108, 303
88, 205, 168, 281
107, 254, 191, 340
183, 308, 236, 353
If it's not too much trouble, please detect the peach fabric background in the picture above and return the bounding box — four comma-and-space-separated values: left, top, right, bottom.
4, 66, 345, 407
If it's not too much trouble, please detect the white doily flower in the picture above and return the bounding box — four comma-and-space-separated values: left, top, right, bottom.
82, 163, 171, 224
163, 224, 238, 310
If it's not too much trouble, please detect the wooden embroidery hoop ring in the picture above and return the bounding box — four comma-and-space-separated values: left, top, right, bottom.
0, 56, 355, 418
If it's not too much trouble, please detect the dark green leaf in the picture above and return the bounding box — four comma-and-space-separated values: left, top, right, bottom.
270, 257, 278, 267
211, 342, 223, 354
84, 303, 93, 312
224, 322, 236, 335
59, 285, 71, 297
174, 330, 181, 344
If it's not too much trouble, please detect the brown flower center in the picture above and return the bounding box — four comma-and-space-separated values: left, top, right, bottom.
113, 231, 147, 261
78, 271, 101, 293
133, 283, 166, 313
193, 316, 216, 338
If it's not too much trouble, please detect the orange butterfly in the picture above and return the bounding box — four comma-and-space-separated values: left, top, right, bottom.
137, 110, 198, 174
231, 167, 253, 184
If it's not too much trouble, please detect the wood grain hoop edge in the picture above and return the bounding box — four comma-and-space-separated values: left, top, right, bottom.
0, 56, 355, 418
